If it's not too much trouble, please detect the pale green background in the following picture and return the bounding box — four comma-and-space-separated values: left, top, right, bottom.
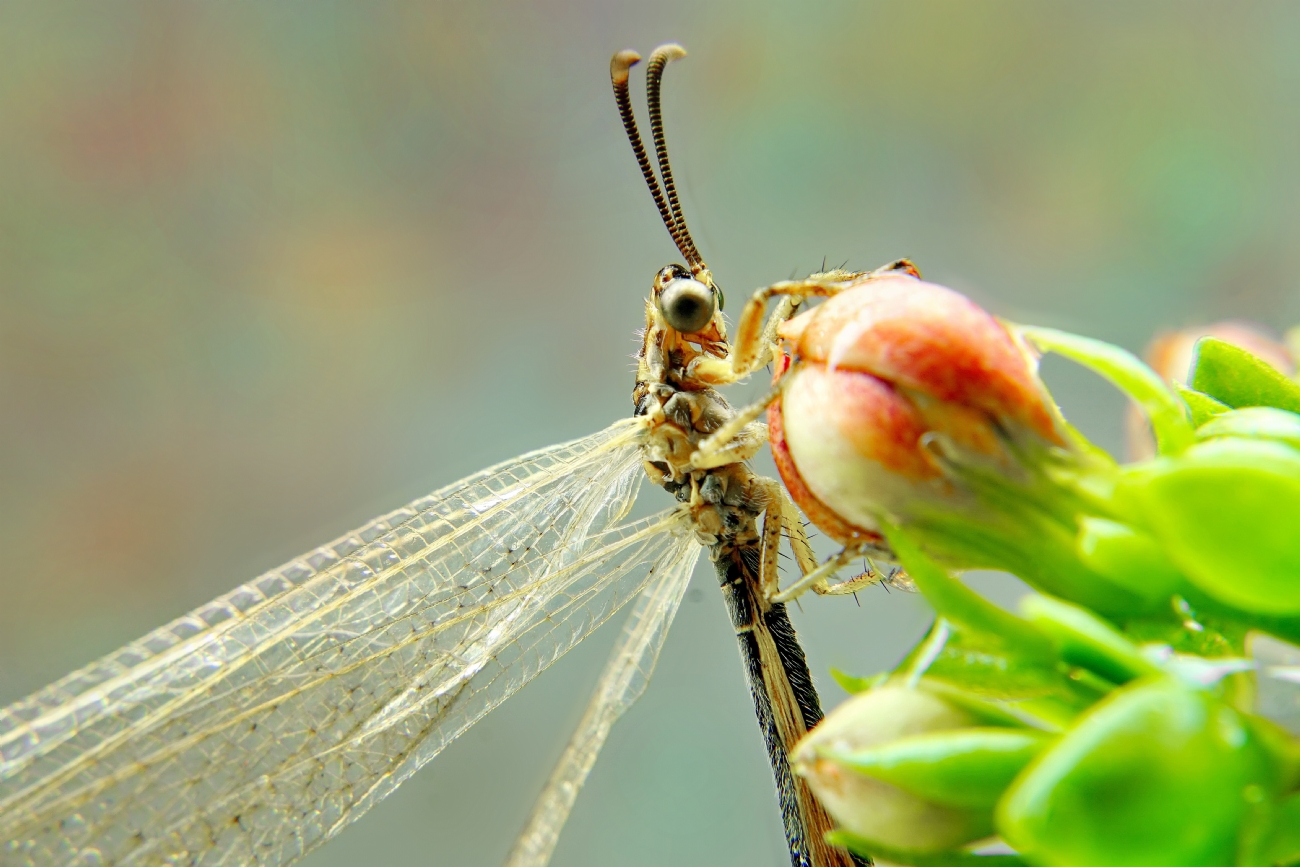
3, 3, 1299, 866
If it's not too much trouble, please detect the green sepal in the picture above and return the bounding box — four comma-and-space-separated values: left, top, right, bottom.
1125, 603, 1243, 658
820, 728, 1051, 810
904, 428, 1144, 617
1190, 337, 1300, 414
911, 510, 1147, 618
1177, 383, 1232, 426
826, 830, 1029, 866
1074, 517, 1187, 604
1018, 594, 1160, 685
1019, 325, 1193, 455
885, 530, 1104, 714
917, 679, 1053, 731
1196, 405, 1300, 450
1123, 438, 1300, 615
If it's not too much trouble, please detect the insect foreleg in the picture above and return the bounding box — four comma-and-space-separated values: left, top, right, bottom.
728, 281, 837, 378
689, 378, 789, 471
708, 259, 925, 384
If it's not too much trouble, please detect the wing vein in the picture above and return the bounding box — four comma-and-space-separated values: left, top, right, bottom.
0, 419, 696, 867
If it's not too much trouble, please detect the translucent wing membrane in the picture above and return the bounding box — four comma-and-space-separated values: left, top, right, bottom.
0, 419, 692, 867
504, 537, 700, 867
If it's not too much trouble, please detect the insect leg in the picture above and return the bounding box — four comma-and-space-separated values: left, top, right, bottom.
727, 259, 922, 379
811, 556, 886, 596
769, 546, 860, 604
774, 483, 819, 583
752, 478, 815, 598
689, 380, 787, 471
728, 280, 843, 377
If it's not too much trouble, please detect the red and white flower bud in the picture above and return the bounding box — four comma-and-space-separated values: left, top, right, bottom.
769, 274, 1063, 544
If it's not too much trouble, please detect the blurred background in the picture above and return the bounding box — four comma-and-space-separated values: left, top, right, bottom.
3, 2, 1300, 866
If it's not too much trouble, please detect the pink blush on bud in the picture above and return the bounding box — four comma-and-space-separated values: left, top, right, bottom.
781, 275, 1060, 444
780, 364, 960, 532
789, 364, 939, 482
769, 360, 884, 546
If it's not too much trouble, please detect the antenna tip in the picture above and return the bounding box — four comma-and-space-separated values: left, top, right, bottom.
610, 50, 641, 84
649, 43, 688, 63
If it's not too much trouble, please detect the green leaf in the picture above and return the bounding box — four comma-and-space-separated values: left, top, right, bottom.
1018, 594, 1160, 685
1019, 325, 1194, 455
1190, 338, 1300, 413
998, 677, 1278, 867
1128, 439, 1300, 615
826, 830, 1029, 866
883, 524, 1056, 659
1177, 383, 1231, 426
822, 728, 1050, 810
1197, 405, 1300, 450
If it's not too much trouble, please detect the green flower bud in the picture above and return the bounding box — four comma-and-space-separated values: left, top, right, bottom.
793, 685, 1010, 852
1121, 437, 1300, 615
998, 677, 1281, 867
1074, 517, 1186, 605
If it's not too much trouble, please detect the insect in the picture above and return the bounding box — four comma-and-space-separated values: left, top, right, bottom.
0, 44, 909, 867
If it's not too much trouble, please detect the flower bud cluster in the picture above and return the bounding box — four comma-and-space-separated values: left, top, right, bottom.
768, 278, 1300, 865
795, 588, 1300, 867
772, 275, 1300, 620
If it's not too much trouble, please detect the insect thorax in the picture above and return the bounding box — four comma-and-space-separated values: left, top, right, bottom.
632, 283, 767, 554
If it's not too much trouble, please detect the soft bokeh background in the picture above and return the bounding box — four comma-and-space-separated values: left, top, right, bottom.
4, 3, 1300, 866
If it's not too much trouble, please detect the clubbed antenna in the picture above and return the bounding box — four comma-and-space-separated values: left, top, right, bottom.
645, 44, 703, 271
610, 45, 707, 275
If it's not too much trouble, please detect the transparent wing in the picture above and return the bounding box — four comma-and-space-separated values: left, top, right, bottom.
0, 418, 691, 867
503, 536, 700, 867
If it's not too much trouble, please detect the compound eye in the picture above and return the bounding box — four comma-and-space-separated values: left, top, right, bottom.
658, 278, 716, 333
